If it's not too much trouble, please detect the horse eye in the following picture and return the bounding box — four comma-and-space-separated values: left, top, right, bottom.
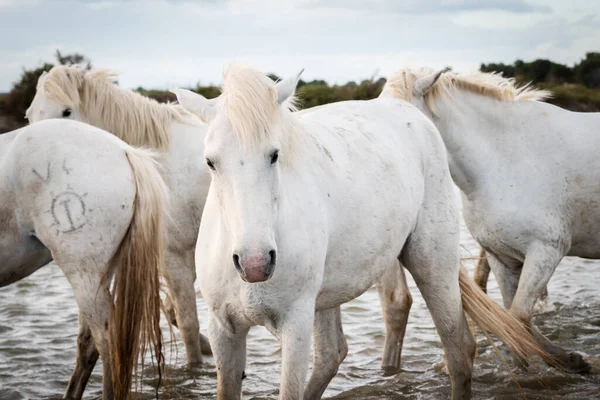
206, 158, 215, 170
270, 150, 279, 164
62, 109, 72, 118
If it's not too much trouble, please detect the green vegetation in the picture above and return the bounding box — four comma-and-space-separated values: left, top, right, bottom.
481, 52, 600, 87
1, 51, 599, 134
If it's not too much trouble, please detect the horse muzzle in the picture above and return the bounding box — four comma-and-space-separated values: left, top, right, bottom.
232, 250, 276, 283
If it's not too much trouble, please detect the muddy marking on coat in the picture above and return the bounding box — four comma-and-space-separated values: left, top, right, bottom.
51, 191, 88, 234
32, 162, 51, 183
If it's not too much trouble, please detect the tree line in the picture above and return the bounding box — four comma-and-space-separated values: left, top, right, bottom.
1, 51, 599, 134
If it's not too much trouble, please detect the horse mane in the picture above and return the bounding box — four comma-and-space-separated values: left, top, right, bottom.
220, 63, 300, 164
42, 65, 197, 150
383, 68, 552, 115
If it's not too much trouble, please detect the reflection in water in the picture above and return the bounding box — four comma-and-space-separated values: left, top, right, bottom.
1, 218, 599, 399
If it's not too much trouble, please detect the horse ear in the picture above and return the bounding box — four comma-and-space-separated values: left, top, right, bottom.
171, 88, 216, 122
276, 68, 304, 105
413, 70, 445, 97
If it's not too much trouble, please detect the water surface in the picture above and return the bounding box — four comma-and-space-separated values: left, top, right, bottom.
1, 218, 599, 399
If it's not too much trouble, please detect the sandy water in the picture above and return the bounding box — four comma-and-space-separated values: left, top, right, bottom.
1, 215, 600, 400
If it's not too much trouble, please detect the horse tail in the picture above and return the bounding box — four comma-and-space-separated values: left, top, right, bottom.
458, 265, 548, 363
109, 145, 168, 400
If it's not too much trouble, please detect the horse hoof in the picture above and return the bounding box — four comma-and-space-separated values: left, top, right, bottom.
381, 365, 401, 376
564, 352, 591, 374
200, 333, 213, 356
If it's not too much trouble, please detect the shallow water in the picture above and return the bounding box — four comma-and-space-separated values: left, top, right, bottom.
1, 215, 600, 400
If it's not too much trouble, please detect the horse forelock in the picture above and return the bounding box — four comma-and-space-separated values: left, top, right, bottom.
42, 65, 197, 150
222, 63, 279, 146
220, 63, 301, 165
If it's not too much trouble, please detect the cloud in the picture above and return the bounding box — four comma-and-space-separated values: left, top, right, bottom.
0, 0, 596, 91
280, 0, 552, 14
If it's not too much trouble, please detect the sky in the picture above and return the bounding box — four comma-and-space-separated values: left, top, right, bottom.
0, 0, 598, 91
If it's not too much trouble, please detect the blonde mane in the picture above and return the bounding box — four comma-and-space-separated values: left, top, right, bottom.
384, 68, 552, 115
220, 63, 300, 164
42, 65, 197, 150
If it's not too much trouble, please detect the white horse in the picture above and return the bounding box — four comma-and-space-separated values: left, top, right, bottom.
382, 67, 600, 373
27, 65, 415, 381
173, 64, 546, 400
0, 119, 167, 400
26, 66, 212, 393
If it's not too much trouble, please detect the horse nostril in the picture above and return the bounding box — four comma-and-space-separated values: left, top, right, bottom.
268, 250, 276, 266
232, 254, 241, 272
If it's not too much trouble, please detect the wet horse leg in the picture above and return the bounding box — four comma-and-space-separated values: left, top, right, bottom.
304, 307, 347, 400
64, 313, 99, 400
510, 243, 590, 373
376, 260, 412, 376
279, 304, 314, 399
208, 312, 249, 400
164, 291, 212, 356
58, 261, 114, 400
162, 249, 204, 364
402, 236, 476, 399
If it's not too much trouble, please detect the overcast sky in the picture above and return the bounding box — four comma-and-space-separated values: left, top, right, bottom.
0, 0, 598, 91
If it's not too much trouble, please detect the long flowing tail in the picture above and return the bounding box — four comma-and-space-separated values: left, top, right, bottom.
109, 146, 169, 400
458, 265, 548, 363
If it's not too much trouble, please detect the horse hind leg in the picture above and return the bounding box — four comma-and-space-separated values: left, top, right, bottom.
510, 243, 590, 374
401, 230, 476, 399
57, 261, 114, 400
64, 312, 100, 400
376, 260, 412, 376
304, 307, 348, 400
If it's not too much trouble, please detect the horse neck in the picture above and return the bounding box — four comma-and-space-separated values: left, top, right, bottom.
428, 90, 508, 196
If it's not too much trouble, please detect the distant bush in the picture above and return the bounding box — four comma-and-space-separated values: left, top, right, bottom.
481, 53, 600, 87
2, 51, 599, 135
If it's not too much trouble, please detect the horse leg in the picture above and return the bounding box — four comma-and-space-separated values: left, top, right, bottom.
486, 253, 522, 309
510, 243, 590, 373
64, 312, 99, 400
209, 312, 249, 400
304, 307, 347, 400
376, 260, 412, 376
402, 240, 475, 399
164, 292, 212, 356
473, 248, 491, 293
162, 250, 205, 364
279, 306, 314, 400
58, 262, 114, 400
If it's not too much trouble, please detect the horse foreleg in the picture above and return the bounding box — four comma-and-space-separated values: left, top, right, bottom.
279, 306, 314, 400
164, 291, 212, 356
209, 312, 249, 400
162, 250, 206, 364
511, 243, 590, 373
304, 307, 347, 400
473, 248, 490, 293
376, 260, 412, 376
64, 312, 99, 400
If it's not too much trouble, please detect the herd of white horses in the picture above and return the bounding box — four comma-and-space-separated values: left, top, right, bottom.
0, 62, 598, 400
